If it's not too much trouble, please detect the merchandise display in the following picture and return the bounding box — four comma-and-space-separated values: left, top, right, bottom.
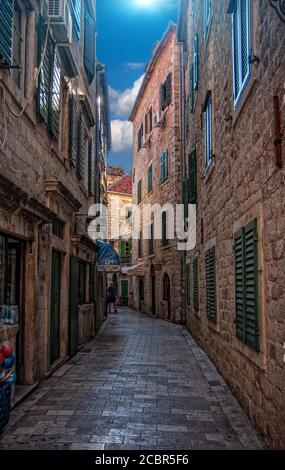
0, 327, 17, 431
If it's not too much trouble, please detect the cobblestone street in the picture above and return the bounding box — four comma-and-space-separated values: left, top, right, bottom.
0, 309, 263, 450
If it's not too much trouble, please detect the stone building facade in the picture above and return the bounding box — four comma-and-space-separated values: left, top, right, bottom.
129, 24, 183, 322
177, 0, 285, 447
0, 0, 109, 389
107, 169, 132, 306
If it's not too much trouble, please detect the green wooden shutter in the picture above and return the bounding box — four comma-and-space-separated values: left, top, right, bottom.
120, 241, 125, 256
190, 63, 194, 113
166, 73, 172, 107
183, 178, 190, 218
206, 247, 216, 323
71, 0, 81, 38
37, 15, 52, 124
188, 149, 197, 204
186, 264, 190, 306
244, 220, 259, 351
235, 228, 245, 342
193, 257, 199, 313
0, 0, 13, 65
88, 138, 95, 196
69, 94, 78, 166
48, 46, 61, 139
84, 10, 96, 83
77, 112, 85, 179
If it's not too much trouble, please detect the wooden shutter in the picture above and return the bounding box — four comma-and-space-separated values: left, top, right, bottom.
0, 0, 13, 65
232, 6, 240, 100
71, 0, 81, 38
77, 112, 85, 179
183, 178, 190, 219
166, 73, 172, 107
194, 34, 199, 90
88, 138, 95, 196
206, 247, 216, 323
48, 46, 61, 138
186, 264, 190, 306
235, 220, 259, 351
37, 15, 52, 124
193, 257, 199, 313
120, 241, 125, 256
84, 10, 96, 83
69, 94, 78, 166
188, 150, 197, 204
190, 64, 194, 113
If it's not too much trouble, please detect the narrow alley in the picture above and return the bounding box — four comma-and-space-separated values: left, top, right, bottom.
0, 309, 263, 450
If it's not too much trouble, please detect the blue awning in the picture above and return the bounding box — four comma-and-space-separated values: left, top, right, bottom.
96, 241, 121, 272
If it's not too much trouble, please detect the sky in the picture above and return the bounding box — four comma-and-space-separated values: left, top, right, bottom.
96, 0, 178, 173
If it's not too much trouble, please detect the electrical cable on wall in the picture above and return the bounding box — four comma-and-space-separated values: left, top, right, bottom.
0, 18, 51, 152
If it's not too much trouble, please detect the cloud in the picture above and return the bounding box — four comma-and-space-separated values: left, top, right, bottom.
111, 120, 133, 153
109, 75, 144, 118
125, 62, 145, 71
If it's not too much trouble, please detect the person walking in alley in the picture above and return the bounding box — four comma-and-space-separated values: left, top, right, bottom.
107, 282, 117, 313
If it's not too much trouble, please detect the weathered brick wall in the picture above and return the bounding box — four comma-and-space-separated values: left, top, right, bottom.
131, 28, 183, 322
183, 0, 285, 447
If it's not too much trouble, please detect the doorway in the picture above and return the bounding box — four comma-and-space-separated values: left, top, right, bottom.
50, 250, 61, 364
121, 279, 129, 306
163, 273, 171, 320
151, 265, 156, 316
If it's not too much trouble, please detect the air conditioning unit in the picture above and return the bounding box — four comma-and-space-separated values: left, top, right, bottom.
154, 110, 165, 128
48, 0, 72, 45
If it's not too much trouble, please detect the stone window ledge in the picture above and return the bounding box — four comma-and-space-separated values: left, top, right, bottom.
207, 318, 220, 334
235, 338, 267, 372
203, 159, 215, 184
232, 76, 258, 129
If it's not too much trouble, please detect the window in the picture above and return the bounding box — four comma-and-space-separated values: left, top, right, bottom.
137, 124, 143, 152
160, 74, 172, 111
188, 149, 197, 204
69, 94, 78, 166
12, 0, 26, 90
37, 15, 61, 139
148, 165, 153, 193
144, 113, 148, 135
193, 34, 199, 90
137, 180, 142, 204
71, 0, 81, 38
203, 92, 212, 168
192, 257, 199, 313
79, 262, 87, 304
52, 219, 65, 239
205, 247, 216, 323
183, 178, 190, 219
84, 9, 96, 83
0, 234, 22, 307
148, 223, 154, 255
186, 264, 190, 306
235, 219, 259, 351
231, 0, 251, 107
138, 232, 142, 259
149, 107, 153, 132
88, 138, 95, 196
0, 0, 13, 65
161, 212, 168, 247
204, 0, 212, 40
160, 150, 169, 183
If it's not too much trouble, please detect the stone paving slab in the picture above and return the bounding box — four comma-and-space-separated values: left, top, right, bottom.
0, 308, 264, 450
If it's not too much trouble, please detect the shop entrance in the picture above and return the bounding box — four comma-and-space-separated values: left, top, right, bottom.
0, 234, 23, 382
121, 279, 129, 306
50, 250, 61, 364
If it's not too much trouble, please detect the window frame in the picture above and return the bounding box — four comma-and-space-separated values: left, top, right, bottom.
148, 164, 153, 193
160, 149, 169, 183
231, 0, 251, 109
203, 92, 213, 169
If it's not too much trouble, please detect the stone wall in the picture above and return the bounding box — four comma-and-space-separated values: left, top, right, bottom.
181, 0, 285, 448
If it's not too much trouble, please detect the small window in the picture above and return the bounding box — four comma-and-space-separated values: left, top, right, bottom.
204, 0, 212, 40
144, 113, 148, 135
52, 219, 65, 239
161, 211, 168, 247
148, 107, 153, 132
137, 180, 142, 204
203, 92, 212, 168
148, 165, 153, 193
231, 0, 251, 107
137, 124, 143, 152
160, 150, 169, 183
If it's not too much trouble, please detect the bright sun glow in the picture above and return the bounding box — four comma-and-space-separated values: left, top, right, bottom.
136, 0, 154, 7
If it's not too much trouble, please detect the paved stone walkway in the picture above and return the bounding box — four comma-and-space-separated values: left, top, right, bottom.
0, 308, 263, 450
